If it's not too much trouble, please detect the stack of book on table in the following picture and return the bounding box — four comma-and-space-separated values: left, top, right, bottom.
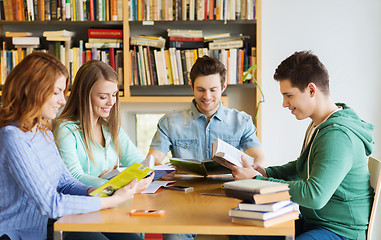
223, 179, 299, 227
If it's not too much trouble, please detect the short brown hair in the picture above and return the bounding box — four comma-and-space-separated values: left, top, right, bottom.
0, 52, 69, 132
189, 56, 226, 88
274, 50, 330, 95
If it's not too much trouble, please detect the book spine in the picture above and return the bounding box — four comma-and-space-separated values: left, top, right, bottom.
180, 50, 188, 85
168, 40, 204, 49
88, 29, 123, 39
169, 36, 204, 42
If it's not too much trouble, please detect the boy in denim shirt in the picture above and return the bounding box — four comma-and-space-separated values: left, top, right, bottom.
148, 56, 265, 169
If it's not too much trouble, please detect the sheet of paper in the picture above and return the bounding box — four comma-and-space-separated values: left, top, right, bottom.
142, 181, 176, 194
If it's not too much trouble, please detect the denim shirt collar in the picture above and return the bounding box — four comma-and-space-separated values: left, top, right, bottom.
190, 99, 226, 122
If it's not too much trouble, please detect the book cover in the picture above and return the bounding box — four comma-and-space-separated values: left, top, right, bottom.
223, 179, 289, 194
130, 36, 166, 48
238, 200, 292, 212
169, 158, 231, 177
168, 40, 204, 49
90, 162, 153, 197
101, 156, 176, 181
43, 29, 75, 37
5, 31, 32, 37
231, 211, 300, 228
84, 42, 122, 49
209, 40, 243, 50
88, 28, 123, 39
167, 29, 203, 38
229, 203, 299, 221
12, 36, 40, 46
224, 188, 291, 204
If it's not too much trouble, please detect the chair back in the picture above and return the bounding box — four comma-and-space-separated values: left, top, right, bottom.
367, 157, 381, 240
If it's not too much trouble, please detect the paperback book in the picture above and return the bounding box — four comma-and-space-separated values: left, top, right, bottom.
90, 162, 153, 197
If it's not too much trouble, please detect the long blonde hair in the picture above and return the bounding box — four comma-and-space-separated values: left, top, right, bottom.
54, 60, 121, 162
0, 52, 69, 133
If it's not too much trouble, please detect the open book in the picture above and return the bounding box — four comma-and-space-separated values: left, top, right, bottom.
211, 138, 254, 168
90, 162, 153, 197
169, 158, 231, 177
169, 139, 261, 177
101, 155, 176, 181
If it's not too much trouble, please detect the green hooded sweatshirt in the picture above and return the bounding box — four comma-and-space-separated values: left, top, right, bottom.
257, 103, 375, 240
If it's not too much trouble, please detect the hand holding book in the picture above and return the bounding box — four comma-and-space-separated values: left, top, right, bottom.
227, 155, 265, 180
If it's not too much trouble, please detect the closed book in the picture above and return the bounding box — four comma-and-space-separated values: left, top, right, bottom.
88, 38, 123, 43
169, 36, 204, 42
6, 31, 32, 37
168, 40, 204, 49
238, 200, 292, 212
223, 179, 289, 194
229, 203, 298, 221
209, 40, 243, 50
88, 28, 123, 39
85, 42, 122, 48
167, 29, 203, 38
225, 188, 290, 204
232, 211, 300, 228
12, 36, 40, 46
43, 29, 75, 37
130, 36, 165, 48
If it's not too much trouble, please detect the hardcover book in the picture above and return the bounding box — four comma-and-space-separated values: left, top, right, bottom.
169, 158, 231, 177
224, 188, 290, 204
223, 179, 289, 194
88, 28, 123, 39
229, 203, 299, 221
238, 200, 292, 212
231, 211, 300, 228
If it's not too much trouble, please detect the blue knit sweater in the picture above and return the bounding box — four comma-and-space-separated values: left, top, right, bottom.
0, 125, 101, 239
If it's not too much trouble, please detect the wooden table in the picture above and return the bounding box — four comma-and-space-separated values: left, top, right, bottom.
54, 175, 295, 239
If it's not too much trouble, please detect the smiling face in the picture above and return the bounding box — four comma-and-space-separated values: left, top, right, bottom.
90, 79, 118, 120
41, 75, 67, 120
192, 73, 227, 118
279, 79, 315, 120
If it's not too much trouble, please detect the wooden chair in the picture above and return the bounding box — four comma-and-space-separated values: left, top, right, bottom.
367, 157, 381, 240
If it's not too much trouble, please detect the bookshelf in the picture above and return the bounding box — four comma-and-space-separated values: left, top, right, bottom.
0, 0, 262, 139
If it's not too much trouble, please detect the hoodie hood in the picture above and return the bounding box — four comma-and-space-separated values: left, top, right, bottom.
318, 103, 375, 156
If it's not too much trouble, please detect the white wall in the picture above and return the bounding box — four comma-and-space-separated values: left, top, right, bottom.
261, 0, 381, 166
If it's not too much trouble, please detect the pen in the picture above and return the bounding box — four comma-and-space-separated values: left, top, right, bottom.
200, 193, 226, 197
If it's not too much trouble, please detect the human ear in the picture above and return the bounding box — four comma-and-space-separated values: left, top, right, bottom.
307, 83, 317, 96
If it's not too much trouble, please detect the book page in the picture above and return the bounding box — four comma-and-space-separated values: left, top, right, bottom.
212, 139, 254, 167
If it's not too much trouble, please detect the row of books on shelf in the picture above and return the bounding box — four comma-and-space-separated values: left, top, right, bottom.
0, 0, 123, 21
129, 46, 256, 86
128, 0, 256, 21
223, 179, 300, 227
0, 0, 256, 22
0, 43, 123, 86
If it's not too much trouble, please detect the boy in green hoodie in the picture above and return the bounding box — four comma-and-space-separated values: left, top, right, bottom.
229, 51, 375, 240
